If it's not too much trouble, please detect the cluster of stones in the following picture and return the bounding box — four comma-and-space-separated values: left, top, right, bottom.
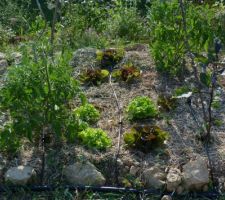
141, 155, 210, 199
1, 155, 210, 195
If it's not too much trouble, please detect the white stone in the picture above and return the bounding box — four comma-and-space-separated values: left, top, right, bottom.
161, 195, 172, 200
141, 166, 166, 189
166, 168, 182, 192
63, 161, 105, 186
5, 166, 36, 185
182, 155, 209, 190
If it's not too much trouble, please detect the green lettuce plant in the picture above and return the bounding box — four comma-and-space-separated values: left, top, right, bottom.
73, 103, 100, 124
126, 96, 158, 121
78, 128, 112, 150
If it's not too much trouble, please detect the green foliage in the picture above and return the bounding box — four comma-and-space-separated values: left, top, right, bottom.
124, 125, 169, 152
200, 72, 212, 87
61, 1, 148, 49
112, 64, 141, 82
0, 26, 15, 47
97, 48, 125, 69
79, 68, 109, 86
121, 174, 143, 188
0, 123, 20, 153
149, 0, 185, 76
0, 53, 80, 150
157, 95, 177, 112
213, 119, 223, 127
174, 86, 190, 96
106, 6, 148, 41
73, 103, 100, 124
149, 0, 219, 77
126, 96, 158, 121
0, 0, 29, 34
61, 3, 110, 49
78, 128, 112, 150
212, 100, 221, 109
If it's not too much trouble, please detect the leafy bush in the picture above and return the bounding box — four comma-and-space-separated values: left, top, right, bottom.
148, 0, 219, 77
0, 123, 20, 153
126, 96, 158, 121
61, 1, 148, 49
106, 6, 148, 41
124, 125, 169, 152
73, 103, 100, 124
61, 3, 109, 49
78, 128, 112, 150
0, 53, 80, 149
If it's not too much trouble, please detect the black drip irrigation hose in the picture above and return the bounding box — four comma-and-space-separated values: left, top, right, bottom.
0, 185, 159, 194
0, 185, 222, 199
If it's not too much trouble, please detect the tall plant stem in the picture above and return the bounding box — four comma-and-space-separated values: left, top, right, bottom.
179, 0, 207, 122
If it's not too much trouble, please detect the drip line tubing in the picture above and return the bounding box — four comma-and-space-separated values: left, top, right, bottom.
0, 185, 222, 199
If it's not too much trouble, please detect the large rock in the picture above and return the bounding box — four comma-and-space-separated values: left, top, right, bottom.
182, 155, 209, 190
166, 168, 182, 192
70, 48, 97, 68
141, 166, 166, 189
63, 161, 106, 186
5, 166, 36, 185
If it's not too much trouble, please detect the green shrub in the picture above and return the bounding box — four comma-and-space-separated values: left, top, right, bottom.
148, 0, 217, 77
73, 103, 100, 124
124, 125, 169, 152
106, 7, 148, 41
126, 96, 158, 121
0, 123, 20, 153
78, 128, 112, 150
0, 52, 80, 150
